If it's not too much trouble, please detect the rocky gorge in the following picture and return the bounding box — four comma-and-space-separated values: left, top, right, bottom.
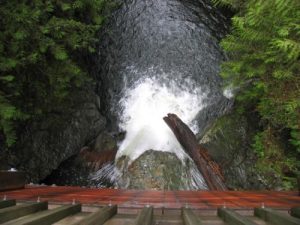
1, 0, 267, 190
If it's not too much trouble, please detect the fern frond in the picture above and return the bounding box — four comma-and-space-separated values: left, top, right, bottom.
270, 38, 300, 61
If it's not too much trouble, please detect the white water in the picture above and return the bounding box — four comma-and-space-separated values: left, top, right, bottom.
90, 163, 120, 188
223, 86, 235, 99
116, 75, 207, 162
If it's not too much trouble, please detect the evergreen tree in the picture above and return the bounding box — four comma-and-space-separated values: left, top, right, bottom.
213, 0, 300, 189
0, 0, 115, 148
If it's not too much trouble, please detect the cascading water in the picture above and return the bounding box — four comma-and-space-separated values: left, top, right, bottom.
117, 69, 207, 162
95, 0, 232, 189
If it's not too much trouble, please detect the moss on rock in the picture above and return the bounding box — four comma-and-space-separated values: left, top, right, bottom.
199, 111, 263, 190
115, 150, 206, 190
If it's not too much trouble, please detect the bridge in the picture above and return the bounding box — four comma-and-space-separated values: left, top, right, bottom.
0, 185, 300, 224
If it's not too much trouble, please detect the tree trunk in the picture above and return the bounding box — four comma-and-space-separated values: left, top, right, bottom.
163, 113, 227, 190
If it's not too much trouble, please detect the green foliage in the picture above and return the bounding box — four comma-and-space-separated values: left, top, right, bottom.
253, 132, 264, 158
253, 130, 298, 189
0, 0, 114, 148
290, 130, 300, 153
215, 0, 300, 189
212, 0, 248, 11
0, 95, 25, 147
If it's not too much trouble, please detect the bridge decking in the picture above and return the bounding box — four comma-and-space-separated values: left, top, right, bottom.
0, 185, 299, 209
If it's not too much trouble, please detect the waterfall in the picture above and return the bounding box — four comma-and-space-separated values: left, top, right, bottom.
116, 70, 207, 162
95, 0, 231, 189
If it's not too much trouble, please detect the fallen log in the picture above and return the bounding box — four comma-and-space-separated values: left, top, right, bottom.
163, 113, 227, 190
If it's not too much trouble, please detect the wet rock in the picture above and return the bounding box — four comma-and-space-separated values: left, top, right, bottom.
42, 132, 118, 187
11, 90, 106, 183
42, 148, 117, 187
0, 134, 9, 170
91, 131, 118, 153
115, 150, 207, 190
198, 111, 263, 190
195, 97, 234, 138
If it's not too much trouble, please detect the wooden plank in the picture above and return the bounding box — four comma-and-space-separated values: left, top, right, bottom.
72, 205, 117, 225
0, 200, 16, 209
3, 204, 81, 225
133, 206, 153, 225
163, 113, 227, 190
218, 208, 259, 225
0, 201, 48, 223
182, 208, 203, 225
291, 207, 300, 219
255, 207, 300, 225
0, 171, 26, 191
0, 186, 299, 210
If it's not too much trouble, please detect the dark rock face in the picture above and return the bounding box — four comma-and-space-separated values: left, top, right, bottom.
115, 150, 207, 190
42, 149, 117, 187
198, 112, 263, 190
11, 90, 106, 182
42, 131, 118, 187
195, 96, 234, 138
0, 134, 9, 170
92, 131, 118, 153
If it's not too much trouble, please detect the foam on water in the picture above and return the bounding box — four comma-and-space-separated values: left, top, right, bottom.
116, 76, 207, 162
223, 86, 235, 99
90, 163, 120, 188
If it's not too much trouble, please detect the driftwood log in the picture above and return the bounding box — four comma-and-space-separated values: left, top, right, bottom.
163, 113, 227, 190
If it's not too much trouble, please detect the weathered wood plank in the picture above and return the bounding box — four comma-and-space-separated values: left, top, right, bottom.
0, 200, 16, 209
255, 207, 300, 225
3, 204, 81, 225
0, 171, 26, 191
72, 205, 117, 225
182, 208, 203, 225
218, 208, 259, 225
133, 206, 153, 225
291, 207, 300, 219
0, 201, 48, 223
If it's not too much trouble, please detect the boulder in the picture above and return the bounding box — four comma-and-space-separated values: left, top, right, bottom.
10, 90, 106, 183
42, 149, 117, 187
115, 150, 207, 190
41, 131, 118, 187
198, 111, 263, 190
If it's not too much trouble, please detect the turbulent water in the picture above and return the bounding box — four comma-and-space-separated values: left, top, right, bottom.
117, 74, 207, 161
96, 0, 232, 188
